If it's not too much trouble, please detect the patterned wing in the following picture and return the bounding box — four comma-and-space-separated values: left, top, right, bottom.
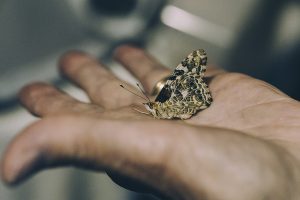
171, 49, 207, 78
171, 75, 212, 108
155, 49, 208, 104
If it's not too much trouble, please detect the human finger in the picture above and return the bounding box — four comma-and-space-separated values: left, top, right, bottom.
59, 51, 141, 109
114, 45, 171, 94
19, 82, 96, 117
1, 116, 176, 197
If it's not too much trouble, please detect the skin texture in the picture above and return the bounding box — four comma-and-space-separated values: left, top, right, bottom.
1, 46, 300, 200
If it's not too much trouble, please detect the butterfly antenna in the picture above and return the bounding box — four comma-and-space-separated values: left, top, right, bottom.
120, 85, 148, 101
136, 83, 151, 102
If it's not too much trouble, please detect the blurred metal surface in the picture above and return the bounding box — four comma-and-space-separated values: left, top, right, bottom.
0, 0, 85, 104
66, 0, 165, 40
0, 0, 165, 109
161, 5, 233, 48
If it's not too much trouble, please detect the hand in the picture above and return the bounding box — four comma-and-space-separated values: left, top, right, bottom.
1, 46, 300, 200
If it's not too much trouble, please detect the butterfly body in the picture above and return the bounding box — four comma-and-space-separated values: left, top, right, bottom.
144, 49, 212, 120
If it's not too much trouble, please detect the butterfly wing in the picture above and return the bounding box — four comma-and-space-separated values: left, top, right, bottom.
154, 49, 212, 118
155, 49, 209, 101
171, 49, 207, 77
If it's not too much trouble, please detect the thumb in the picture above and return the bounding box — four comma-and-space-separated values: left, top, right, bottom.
1, 115, 179, 197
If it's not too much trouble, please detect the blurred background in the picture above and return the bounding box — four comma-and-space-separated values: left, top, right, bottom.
0, 0, 300, 199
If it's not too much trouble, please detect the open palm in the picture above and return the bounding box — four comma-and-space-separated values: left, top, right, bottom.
2, 46, 300, 200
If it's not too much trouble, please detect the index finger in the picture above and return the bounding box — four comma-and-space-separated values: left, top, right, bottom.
114, 45, 171, 94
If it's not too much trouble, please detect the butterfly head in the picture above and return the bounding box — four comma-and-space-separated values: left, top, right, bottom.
144, 102, 163, 118
143, 102, 155, 114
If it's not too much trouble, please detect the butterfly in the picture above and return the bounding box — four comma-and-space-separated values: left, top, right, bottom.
121, 49, 212, 120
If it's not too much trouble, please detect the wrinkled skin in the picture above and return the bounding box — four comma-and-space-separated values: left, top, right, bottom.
1, 46, 300, 200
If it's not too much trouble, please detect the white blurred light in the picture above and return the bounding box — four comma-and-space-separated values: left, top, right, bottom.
161, 5, 233, 48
